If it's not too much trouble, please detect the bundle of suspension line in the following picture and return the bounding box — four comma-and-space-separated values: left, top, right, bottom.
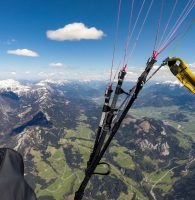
74, 0, 195, 199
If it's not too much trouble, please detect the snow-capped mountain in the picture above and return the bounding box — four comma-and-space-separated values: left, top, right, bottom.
0, 79, 30, 94
0, 79, 195, 200
5, 112, 194, 200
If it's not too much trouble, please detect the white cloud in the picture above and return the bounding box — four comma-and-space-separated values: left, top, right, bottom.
7, 49, 39, 57
49, 63, 64, 68
46, 22, 104, 41
11, 71, 16, 75
121, 65, 174, 82
189, 63, 195, 68
25, 71, 30, 74
188, 63, 195, 73
38, 72, 56, 78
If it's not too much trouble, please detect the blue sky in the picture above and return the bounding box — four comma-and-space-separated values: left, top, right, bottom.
0, 0, 194, 81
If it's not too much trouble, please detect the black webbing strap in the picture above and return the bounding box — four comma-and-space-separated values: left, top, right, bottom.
74, 57, 157, 200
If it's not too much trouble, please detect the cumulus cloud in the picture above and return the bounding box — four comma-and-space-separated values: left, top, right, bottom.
49, 62, 64, 68
46, 22, 104, 41
36, 66, 176, 82
7, 49, 39, 57
189, 63, 195, 68
38, 72, 56, 78
188, 63, 195, 74
122, 66, 175, 82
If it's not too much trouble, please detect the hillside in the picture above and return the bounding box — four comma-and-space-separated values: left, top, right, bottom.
0, 80, 195, 200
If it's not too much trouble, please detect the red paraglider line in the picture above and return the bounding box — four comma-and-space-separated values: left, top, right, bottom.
159, 0, 194, 51
155, 0, 195, 57
158, 17, 195, 55
110, 0, 122, 84
157, 35, 177, 56
123, 0, 134, 67
153, 0, 164, 52
127, 0, 154, 62
160, 0, 192, 48
112, 0, 134, 84
158, 0, 178, 50
125, 0, 146, 59
136, 0, 154, 41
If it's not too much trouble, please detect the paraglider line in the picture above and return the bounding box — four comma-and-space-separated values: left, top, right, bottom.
153, 0, 164, 52
110, 0, 122, 84
158, 0, 178, 50
123, 0, 135, 67
124, 0, 146, 63
159, 0, 195, 52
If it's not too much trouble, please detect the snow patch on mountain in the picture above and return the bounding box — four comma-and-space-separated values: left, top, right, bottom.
163, 80, 184, 87
156, 80, 183, 87
0, 79, 30, 94
36, 79, 69, 86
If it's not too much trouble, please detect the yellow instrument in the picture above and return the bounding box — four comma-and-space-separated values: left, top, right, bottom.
167, 57, 195, 94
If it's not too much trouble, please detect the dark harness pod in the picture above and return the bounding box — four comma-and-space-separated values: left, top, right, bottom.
0, 148, 37, 200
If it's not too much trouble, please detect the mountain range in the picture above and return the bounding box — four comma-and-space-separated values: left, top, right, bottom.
0, 79, 195, 200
